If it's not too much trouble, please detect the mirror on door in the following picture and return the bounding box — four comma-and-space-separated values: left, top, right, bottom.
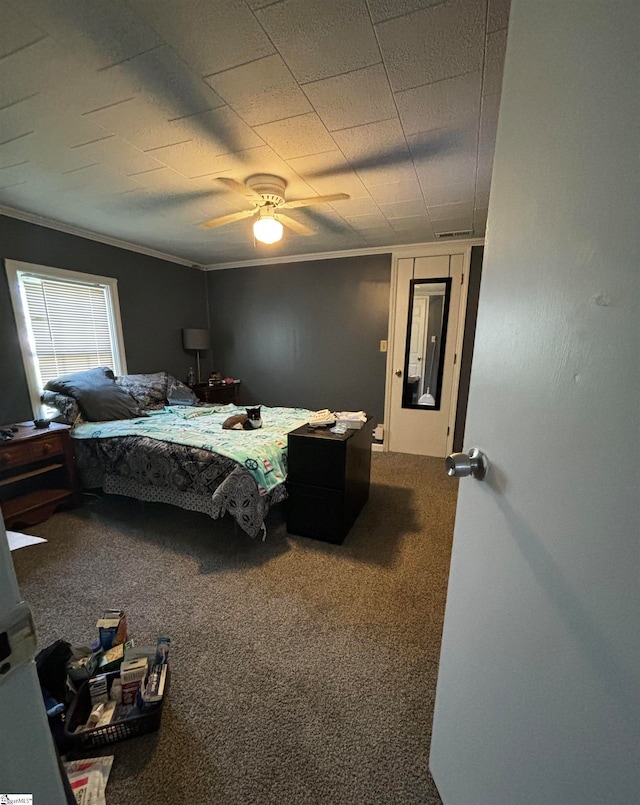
402, 278, 452, 410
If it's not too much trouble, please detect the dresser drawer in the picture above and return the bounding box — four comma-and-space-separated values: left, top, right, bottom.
30, 434, 64, 461
0, 442, 32, 470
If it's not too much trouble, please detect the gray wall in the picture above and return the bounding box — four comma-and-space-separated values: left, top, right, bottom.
205, 254, 391, 424
0, 215, 207, 424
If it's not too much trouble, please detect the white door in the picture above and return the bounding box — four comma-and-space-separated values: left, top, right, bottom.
0, 521, 68, 802
430, 2, 640, 804
388, 253, 464, 457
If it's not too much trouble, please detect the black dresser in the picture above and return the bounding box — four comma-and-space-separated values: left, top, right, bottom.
286, 418, 373, 544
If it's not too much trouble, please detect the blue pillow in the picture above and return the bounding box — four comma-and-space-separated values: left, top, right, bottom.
45, 367, 142, 422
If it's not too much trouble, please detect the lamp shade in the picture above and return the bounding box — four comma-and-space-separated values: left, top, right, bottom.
182, 328, 210, 351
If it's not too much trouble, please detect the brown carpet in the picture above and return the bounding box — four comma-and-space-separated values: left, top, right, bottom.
12, 452, 457, 805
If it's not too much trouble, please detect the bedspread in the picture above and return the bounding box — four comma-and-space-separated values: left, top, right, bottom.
73, 435, 289, 538
72, 405, 312, 494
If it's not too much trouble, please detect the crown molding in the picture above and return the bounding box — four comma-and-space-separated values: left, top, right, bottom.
205, 238, 485, 271
0, 204, 206, 269
0, 203, 484, 271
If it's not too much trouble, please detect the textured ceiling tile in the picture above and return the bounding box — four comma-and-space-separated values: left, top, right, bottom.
331, 116, 406, 156
415, 153, 477, 194
138, 140, 242, 181
256, 0, 380, 84
343, 212, 390, 230
184, 106, 264, 154
68, 137, 164, 177
130, 0, 274, 76
98, 46, 227, 129
0, 110, 117, 173
245, 0, 278, 8
478, 92, 501, 160
410, 125, 478, 188
431, 216, 474, 233
83, 98, 193, 152
331, 117, 417, 185
303, 64, 396, 131
0, 40, 137, 116
0, 1, 45, 58
205, 55, 312, 127
368, 180, 423, 204
428, 201, 474, 222
360, 230, 402, 245
475, 153, 494, 200
389, 214, 434, 235
483, 29, 508, 97
379, 198, 427, 219
0, 96, 40, 145
0, 160, 44, 190
367, 0, 442, 24
0, 36, 63, 107
396, 71, 481, 135
286, 150, 370, 198
420, 179, 475, 207
254, 113, 336, 160
0, 136, 35, 176
56, 165, 144, 196
117, 166, 198, 195
328, 196, 381, 217
473, 206, 488, 233
376, 0, 486, 91
488, 0, 511, 32
11, 0, 163, 70
356, 222, 396, 236
356, 161, 417, 188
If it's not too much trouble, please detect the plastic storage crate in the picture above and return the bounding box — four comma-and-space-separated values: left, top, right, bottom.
64, 668, 170, 749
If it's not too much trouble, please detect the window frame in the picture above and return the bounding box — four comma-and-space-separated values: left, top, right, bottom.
5, 259, 128, 416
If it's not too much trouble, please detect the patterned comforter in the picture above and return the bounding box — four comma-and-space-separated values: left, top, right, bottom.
72, 405, 313, 538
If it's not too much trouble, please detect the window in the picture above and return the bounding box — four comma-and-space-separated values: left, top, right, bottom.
6, 260, 127, 416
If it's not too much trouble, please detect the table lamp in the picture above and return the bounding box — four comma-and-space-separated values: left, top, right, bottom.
182, 328, 209, 384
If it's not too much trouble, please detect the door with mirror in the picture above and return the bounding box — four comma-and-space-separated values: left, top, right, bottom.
388, 252, 465, 456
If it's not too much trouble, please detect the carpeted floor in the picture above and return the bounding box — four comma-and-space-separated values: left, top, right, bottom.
12, 451, 457, 805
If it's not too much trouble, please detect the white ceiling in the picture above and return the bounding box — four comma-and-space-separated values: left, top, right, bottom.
0, 0, 509, 267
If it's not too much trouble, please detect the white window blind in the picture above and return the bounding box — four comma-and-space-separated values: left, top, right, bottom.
20, 273, 117, 387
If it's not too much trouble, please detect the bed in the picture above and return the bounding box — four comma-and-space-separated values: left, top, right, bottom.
41, 369, 313, 538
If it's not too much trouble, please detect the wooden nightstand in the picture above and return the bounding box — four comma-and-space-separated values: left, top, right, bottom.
191, 381, 240, 405
0, 422, 81, 529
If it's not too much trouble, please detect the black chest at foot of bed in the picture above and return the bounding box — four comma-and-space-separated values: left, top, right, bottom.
286, 418, 372, 544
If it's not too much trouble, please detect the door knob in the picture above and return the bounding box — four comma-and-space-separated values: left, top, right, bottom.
445, 448, 488, 480
395, 369, 402, 377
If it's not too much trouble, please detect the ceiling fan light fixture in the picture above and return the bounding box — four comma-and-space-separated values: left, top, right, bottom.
253, 212, 283, 244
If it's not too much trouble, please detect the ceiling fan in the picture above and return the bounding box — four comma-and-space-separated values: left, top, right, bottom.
200, 174, 350, 244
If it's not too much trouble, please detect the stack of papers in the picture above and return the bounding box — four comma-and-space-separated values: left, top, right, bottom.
308, 409, 336, 427
335, 411, 367, 429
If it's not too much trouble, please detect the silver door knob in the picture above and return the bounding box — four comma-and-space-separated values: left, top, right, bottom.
445, 448, 488, 480
395, 369, 402, 377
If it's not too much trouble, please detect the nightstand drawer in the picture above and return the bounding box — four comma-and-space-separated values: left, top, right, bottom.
30, 434, 64, 461
0, 422, 80, 529
0, 442, 32, 470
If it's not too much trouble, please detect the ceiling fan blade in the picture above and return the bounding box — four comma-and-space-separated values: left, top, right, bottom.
279, 213, 315, 236
200, 209, 255, 230
216, 177, 264, 204
280, 193, 350, 209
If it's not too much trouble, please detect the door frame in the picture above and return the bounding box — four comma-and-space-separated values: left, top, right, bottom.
381, 240, 483, 455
